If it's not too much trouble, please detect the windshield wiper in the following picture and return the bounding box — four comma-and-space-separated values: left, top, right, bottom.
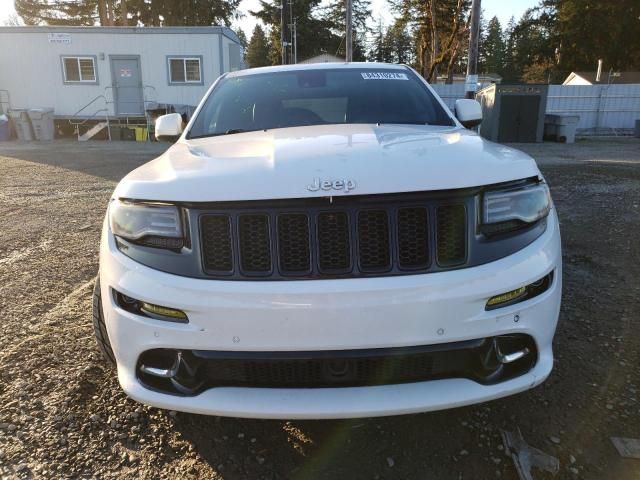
224, 129, 247, 134
189, 128, 254, 139
376, 121, 431, 126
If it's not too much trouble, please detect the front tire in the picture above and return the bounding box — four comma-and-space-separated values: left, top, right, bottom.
92, 277, 116, 365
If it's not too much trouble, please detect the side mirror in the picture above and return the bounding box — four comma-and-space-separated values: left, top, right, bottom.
455, 99, 482, 129
155, 113, 184, 142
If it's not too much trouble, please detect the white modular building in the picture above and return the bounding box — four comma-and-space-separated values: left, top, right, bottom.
0, 26, 243, 121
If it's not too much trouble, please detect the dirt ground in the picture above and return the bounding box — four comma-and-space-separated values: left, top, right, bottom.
0, 137, 639, 480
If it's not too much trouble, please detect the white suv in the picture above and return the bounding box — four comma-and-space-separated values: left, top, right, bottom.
94, 63, 561, 419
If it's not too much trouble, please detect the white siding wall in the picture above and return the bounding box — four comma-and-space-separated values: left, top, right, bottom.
430, 84, 466, 110
0, 28, 237, 117
546, 84, 640, 131
432, 83, 640, 133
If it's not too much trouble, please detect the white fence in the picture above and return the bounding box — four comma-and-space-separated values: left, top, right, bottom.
431, 83, 640, 135
431, 84, 466, 110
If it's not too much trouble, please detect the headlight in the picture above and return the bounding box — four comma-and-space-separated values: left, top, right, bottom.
109, 200, 184, 249
482, 182, 551, 235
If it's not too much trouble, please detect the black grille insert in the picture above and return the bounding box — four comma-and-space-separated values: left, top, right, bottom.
277, 213, 311, 273
198, 193, 470, 279
201, 215, 233, 273
358, 210, 391, 272
436, 205, 467, 266
397, 207, 429, 269
238, 214, 272, 274
317, 212, 351, 273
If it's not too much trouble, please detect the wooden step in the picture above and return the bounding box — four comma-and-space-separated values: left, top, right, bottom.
79, 122, 108, 142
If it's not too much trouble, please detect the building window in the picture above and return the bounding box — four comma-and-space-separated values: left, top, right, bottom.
168, 57, 202, 84
62, 56, 97, 82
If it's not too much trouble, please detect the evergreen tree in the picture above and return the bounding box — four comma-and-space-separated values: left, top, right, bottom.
129, 0, 241, 27
368, 19, 386, 62
502, 16, 517, 81
554, 0, 640, 74
235, 28, 248, 49
15, 0, 99, 25
390, 0, 471, 80
234, 27, 248, 64
320, 0, 371, 61
384, 18, 412, 64
15, 0, 241, 27
510, 6, 556, 82
245, 25, 271, 68
481, 16, 505, 75
251, 0, 337, 64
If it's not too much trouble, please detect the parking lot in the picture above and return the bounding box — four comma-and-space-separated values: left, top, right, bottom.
0, 138, 639, 479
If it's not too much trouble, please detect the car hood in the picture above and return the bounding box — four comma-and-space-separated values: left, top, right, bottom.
114, 124, 541, 202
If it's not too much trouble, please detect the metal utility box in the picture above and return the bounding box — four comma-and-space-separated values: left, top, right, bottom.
476, 84, 548, 143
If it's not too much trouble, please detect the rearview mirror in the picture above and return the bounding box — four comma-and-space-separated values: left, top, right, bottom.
155, 113, 184, 142
455, 99, 482, 129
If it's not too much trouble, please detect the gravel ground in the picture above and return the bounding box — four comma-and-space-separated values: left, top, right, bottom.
0, 137, 639, 479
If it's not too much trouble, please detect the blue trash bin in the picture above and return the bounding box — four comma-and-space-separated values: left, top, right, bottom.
0, 114, 10, 141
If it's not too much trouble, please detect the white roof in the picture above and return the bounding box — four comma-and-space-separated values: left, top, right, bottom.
299, 53, 344, 64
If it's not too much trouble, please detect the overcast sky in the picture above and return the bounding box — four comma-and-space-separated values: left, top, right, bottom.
0, 0, 536, 39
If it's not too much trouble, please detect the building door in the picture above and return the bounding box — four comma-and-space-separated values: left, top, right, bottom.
517, 96, 541, 142
110, 56, 144, 116
498, 95, 541, 143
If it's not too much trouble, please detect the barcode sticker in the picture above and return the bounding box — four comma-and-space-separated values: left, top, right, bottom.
360, 72, 409, 80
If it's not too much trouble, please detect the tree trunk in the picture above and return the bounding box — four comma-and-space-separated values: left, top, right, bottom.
105, 0, 115, 26
429, 0, 439, 81
445, 39, 460, 83
97, 0, 108, 26
120, 0, 128, 26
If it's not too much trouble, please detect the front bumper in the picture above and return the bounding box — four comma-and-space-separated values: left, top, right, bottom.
99, 210, 562, 419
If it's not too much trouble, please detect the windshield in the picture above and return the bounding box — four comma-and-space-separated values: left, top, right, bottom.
187, 68, 455, 139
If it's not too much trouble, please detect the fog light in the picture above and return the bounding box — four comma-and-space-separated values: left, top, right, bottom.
113, 290, 188, 323
140, 302, 188, 321
485, 272, 554, 310
486, 286, 526, 307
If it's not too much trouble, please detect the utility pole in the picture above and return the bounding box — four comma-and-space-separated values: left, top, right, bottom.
293, 19, 297, 63
289, 1, 294, 64
465, 0, 481, 98
280, 0, 286, 64
345, 0, 353, 62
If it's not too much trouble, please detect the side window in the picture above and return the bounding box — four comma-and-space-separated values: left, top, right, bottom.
62, 56, 97, 83
168, 57, 202, 84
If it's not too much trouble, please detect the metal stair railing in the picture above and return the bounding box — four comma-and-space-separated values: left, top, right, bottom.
68, 94, 111, 141
68, 85, 166, 142
104, 85, 160, 142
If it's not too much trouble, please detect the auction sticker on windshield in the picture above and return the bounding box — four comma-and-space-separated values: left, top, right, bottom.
361, 72, 409, 80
